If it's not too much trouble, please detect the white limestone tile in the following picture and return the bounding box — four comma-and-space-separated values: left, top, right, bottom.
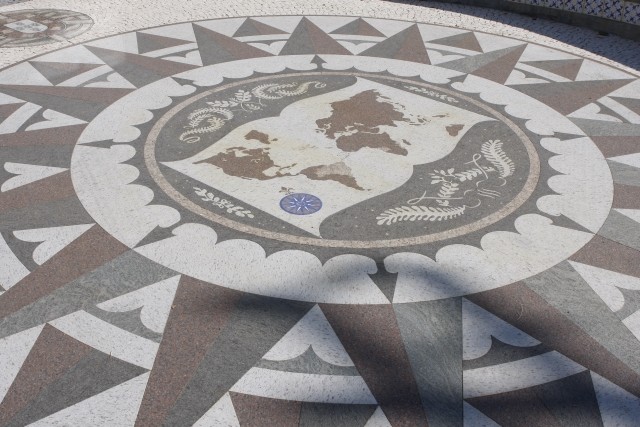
504, 69, 549, 85
84, 32, 140, 54
622, 310, 640, 342
388, 215, 594, 302
569, 261, 640, 313
161, 50, 203, 67
0, 233, 30, 290
0, 326, 44, 404
195, 18, 247, 36
70, 144, 181, 248
137, 22, 197, 42
463, 351, 586, 398
135, 223, 388, 304
568, 103, 623, 122
0, 62, 53, 86
97, 275, 181, 334
463, 402, 501, 427
76, 76, 195, 144
33, 45, 106, 65
14, 224, 94, 265
358, 17, 413, 37
575, 59, 635, 82
306, 16, 359, 34
193, 393, 241, 427
364, 407, 393, 427
474, 32, 524, 53
538, 136, 613, 233
513, 63, 571, 82
518, 43, 579, 63
2, 162, 67, 193
418, 23, 469, 42
599, 97, 640, 124
230, 368, 376, 404
336, 40, 376, 55
26, 109, 87, 131
608, 153, 640, 169
250, 16, 302, 34
427, 50, 465, 65
263, 305, 354, 366
49, 311, 159, 369
591, 372, 640, 427
247, 41, 287, 56
615, 209, 640, 224
463, 299, 540, 361
140, 42, 199, 58
27, 372, 150, 427
0, 103, 42, 134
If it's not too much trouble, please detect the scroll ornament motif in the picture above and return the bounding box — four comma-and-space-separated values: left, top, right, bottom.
179, 81, 327, 143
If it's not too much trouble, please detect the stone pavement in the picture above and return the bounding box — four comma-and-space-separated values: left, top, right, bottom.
0, 1, 640, 426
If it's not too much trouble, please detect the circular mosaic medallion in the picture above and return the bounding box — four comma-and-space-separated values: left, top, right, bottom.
0, 9, 93, 47
280, 194, 323, 215
143, 71, 542, 248
2, 16, 633, 304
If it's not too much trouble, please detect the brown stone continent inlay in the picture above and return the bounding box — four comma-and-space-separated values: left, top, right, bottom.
316, 89, 410, 156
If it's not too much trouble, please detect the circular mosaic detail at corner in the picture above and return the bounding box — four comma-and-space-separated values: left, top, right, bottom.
0, 9, 93, 47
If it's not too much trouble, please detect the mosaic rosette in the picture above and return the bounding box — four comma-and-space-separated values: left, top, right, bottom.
1, 15, 640, 426
0, 9, 92, 47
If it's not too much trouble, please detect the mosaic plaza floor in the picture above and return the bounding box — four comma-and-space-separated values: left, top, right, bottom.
1, 2, 640, 426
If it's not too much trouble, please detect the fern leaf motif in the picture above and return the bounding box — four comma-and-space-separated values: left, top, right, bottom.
481, 140, 514, 178
376, 205, 466, 225
436, 182, 459, 199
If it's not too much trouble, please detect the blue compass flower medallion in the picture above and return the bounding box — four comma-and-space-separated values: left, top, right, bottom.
280, 193, 323, 215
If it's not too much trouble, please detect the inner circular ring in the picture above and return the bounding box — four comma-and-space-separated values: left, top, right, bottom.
145, 71, 541, 249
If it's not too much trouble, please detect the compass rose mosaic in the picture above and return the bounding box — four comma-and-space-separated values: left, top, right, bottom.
1, 14, 640, 426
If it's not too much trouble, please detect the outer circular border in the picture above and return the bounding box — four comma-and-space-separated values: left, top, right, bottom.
145, 71, 541, 249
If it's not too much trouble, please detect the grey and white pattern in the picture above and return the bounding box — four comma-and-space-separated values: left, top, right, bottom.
0, 10, 639, 427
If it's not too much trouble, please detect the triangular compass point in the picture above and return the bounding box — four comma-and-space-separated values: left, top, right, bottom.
330, 18, 385, 37
233, 18, 287, 37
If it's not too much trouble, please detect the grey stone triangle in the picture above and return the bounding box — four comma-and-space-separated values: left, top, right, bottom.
522, 59, 584, 80
330, 18, 385, 37
6, 345, 147, 427
429, 31, 483, 52
193, 24, 272, 65
279, 18, 351, 55
612, 96, 640, 116
368, 261, 397, 302
29, 61, 102, 85
233, 18, 286, 37
136, 32, 192, 54
359, 24, 429, 64
438, 46, 522, 74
